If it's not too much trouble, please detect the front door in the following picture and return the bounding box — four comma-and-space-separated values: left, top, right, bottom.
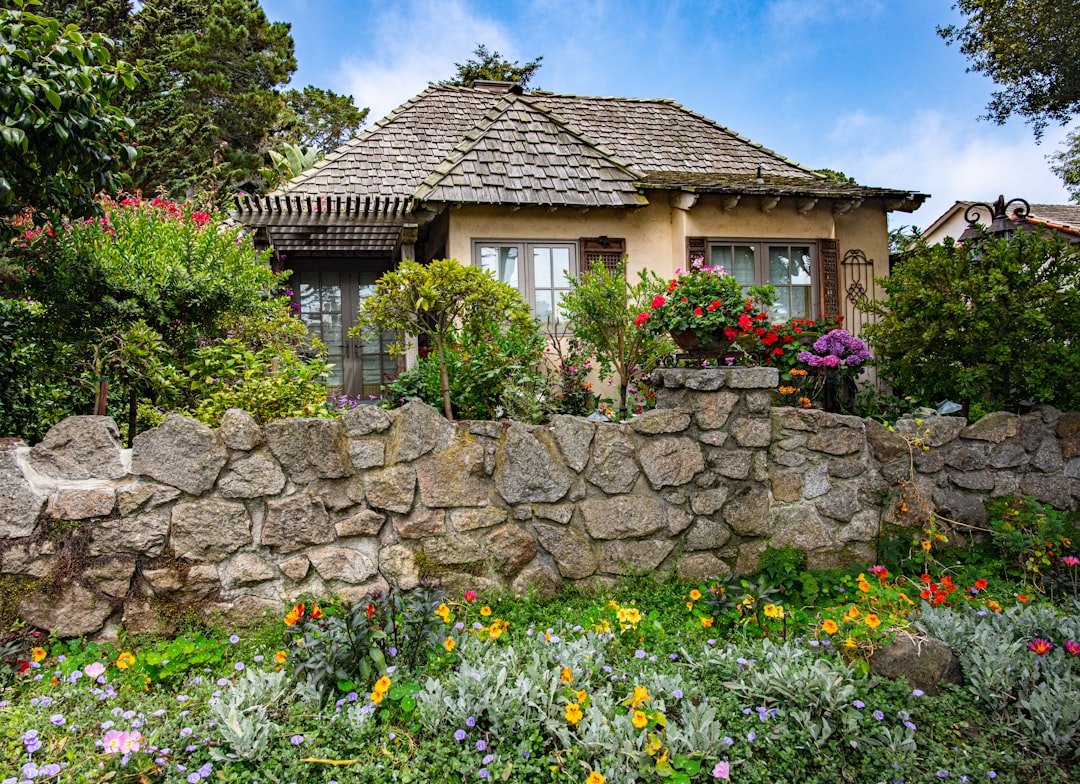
290, 262, 400, 399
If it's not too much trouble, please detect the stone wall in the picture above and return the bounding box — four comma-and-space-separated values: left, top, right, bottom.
1, 367, 1078, 638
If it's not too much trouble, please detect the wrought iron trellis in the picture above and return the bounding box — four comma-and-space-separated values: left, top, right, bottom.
840, 248, 876, 333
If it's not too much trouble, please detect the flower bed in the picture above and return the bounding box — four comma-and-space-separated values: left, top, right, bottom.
2, 555, 1079, 783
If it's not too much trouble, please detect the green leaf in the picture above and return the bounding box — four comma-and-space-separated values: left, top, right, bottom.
44, 86, 61, 108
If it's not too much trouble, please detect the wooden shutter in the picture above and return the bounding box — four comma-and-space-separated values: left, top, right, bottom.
581, 237, 626, 276
687, 237, 707, 268
819, 238, 840, 318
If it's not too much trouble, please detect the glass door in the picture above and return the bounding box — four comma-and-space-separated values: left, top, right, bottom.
291, 262, 399, 399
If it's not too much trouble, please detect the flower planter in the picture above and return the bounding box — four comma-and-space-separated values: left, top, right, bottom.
670, 330, 734, 355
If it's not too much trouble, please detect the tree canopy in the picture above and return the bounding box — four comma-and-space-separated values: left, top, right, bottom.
939, 0, 1080, 199
36, 0, 367, 199
0, 1, 137, 223
439, 44, 543, 89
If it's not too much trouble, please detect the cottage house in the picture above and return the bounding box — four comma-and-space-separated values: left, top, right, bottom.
234, 81, 927, 397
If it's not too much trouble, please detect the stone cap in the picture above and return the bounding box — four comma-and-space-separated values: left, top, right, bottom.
651, 367, 778, 391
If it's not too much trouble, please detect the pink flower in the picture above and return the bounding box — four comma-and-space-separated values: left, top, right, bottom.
1064, 641, 1080, 656
464, 590, 477, 602
102, 729, 125, 754
1028, 638, 1054, 655
120, 730, 142, 753
651, 295, 666, 310
1062, 555, 1079, 568
84, 662, 105, 679
712, 760, 730, 780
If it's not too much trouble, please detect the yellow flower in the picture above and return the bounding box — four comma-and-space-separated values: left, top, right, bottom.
586, 772, 605, 784
822, 619, 839, 634
480, 606, 492, 617
116, 651, 135, 670
371, 689, 384, 704
565, 703, 583, 725
631, 710, 648, 729
616, 607, 642, 629
275, 650, 287, 664
689, 589, 702, 601
865, 613, 882, 629
488, 619, 508, 640
845, 637, 858, 649
845, 605, 861, 620
31, 647, 47, 663
374, 675, 391, 694
763, 604, 784, 619
988, 600, 1003, 613
630, 685, 651, 709
686, 601, 694, 611
575, 689, 588, 704
443, 636, 456, 653
560, 667, 574, 684
858, 580, 871, 594
644, 734, 663, 755
700, 616, 714, 628
435, 604, 451, 623
921, 540, 932, 551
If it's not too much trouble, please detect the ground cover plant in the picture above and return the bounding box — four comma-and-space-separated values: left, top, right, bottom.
2, 507, 1078, 784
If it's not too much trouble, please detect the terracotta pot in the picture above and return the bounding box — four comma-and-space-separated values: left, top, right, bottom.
670, 330, 733, 354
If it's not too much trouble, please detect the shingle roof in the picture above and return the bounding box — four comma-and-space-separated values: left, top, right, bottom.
412, 97, 646, 207
271, 84, 924, 209
1028, 204, 1080, 233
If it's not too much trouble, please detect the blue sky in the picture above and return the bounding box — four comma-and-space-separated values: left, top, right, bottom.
261, 0, 1073, 228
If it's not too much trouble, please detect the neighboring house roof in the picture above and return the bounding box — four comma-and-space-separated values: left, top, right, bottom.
236, 83, 927, 254
922, 200, 1080, 243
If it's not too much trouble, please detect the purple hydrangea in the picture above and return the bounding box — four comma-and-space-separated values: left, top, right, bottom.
797, 329, 871, 371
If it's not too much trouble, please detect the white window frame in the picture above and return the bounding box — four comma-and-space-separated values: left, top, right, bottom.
472, 239, 579, 323
705, 239, 818, 322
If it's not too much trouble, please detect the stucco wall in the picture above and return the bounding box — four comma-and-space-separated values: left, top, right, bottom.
2, 368, 1077, 639
446, 193, 895, 329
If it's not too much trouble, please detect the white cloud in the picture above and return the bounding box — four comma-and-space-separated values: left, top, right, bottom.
335, 0, 514, 122
825, 110, 1073, 228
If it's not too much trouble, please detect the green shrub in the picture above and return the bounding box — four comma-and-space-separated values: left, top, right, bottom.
862, 230, 1080, 416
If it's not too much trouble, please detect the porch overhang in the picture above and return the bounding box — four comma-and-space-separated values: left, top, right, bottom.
233, 193, 418, 258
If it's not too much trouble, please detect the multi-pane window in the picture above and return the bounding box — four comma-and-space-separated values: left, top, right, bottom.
474, 241, 578, 322
708, 241, 815, 321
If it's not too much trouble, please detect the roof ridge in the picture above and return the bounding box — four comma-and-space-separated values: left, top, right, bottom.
412, 94, 642, 203
516, 94, 642, 179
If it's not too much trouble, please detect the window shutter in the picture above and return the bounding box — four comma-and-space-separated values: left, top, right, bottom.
819, 238, 840, 318
581, 237, 626, 276
687, 237, 707, 268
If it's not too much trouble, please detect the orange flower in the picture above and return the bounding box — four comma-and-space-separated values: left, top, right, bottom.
865, 613, 881, 629
275, 650, 287, 664
700, 616, 714, 629
631, 710, 648, 728
371, 689, 384, 704
560, 667, 574, 684
565, 703, 583, 725
921, 540, 932, 551
116, 651, 135, 670
310, 604, 323, 619
689, 589, 702, 601
284, 603, 305, 626
822, 619, 839, 634
443, 636, 456, 653
575, 689, 588, 704
1017, 594, 1030, 603
31, 647, 47, 663
480, 606, 492, 617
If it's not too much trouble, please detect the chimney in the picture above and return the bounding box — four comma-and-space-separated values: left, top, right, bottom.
472, 80, 524, 94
